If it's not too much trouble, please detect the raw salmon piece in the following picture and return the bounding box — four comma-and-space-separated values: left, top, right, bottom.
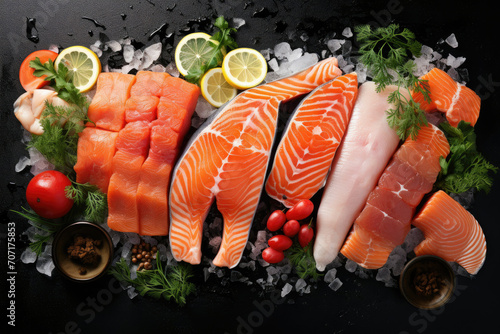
265, 73, 358, 207
169, 57, 342, 268
313, 82, 402, 271
157, 98, 191, 136
340, 124, 450, 269
137, 120, 180, 236
161, 76, 200, 113
412, 190, 486, 275
412, 68, 480, 127
125, 95, 159, 123
130, 71, 171, 97
87, 72, 136, 131
74, 127, 118, 193
107, 121, 150, 234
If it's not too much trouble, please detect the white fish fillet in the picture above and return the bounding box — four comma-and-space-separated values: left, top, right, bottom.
313, 81, 403, 271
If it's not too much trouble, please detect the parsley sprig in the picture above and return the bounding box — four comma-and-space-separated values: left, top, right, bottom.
184, 16, 238, 84
109, 257, 196, 306
436, 121, 498, 194
356, 24, 430, 140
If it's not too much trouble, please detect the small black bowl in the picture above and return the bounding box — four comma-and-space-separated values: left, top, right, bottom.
399, 255, 456, 309
52, 221, 113, 283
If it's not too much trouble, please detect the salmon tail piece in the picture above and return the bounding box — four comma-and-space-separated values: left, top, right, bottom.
412, 190, 487, 275
169, 57, 342, 268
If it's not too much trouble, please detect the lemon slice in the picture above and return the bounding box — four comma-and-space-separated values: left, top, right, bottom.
54, 46, 101, 92
200, 67, 238, 107
222, 48, 267, 90
175, 32, 218, 77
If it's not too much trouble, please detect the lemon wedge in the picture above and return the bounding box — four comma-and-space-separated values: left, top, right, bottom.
54, 45, 101, 92
222, 48, 267, 90
175, 32, 217, 77
200, 67, 238, 107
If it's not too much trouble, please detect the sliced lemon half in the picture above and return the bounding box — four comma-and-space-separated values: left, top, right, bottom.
54, 45, 101, 93
175, 32, 218, 77
222, 48, 267, 90
200, 67, 238, 107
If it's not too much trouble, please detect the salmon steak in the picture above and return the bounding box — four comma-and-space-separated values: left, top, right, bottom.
340, 124, 450, 269
412, 190, 486, 275
412, 68, 481, 127
169, 57, 342, 268
265, 73, 358, 208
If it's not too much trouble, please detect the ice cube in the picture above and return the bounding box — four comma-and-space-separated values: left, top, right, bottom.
165, 62, 180, 77
274, 42, 293, 60
36, 247, 55, 277
209, 236, 222, 253
232, 17, 246, 29
326, 39, 344, 53
15, 156, 30, 172
342, 27, 353, 38
295, 278, 307, 292
401, 228, 425, 253
375, 267, 392, 283
140, 42, 162, 70
260, 48, 273, 61
106, 40, 122, 52
281, 282, 293, 297
149, 64, 166, 73
125, 233, 141, 245
21, 247, 37, 264
121, 242, 133, 258
268, 58, 280, 72
89, 44, 103, 58
157, 243, 168, 261
324, 268, 337, 283
355, 62, 368, 83
48, 44, 59, 53
288, 52, 319, 74
123, 44, 135, 63
195, 96, 217, 119
345, 259, 358, 273
328, 277, 343, 291
300, 33, 309, 42
287, 48, 304, 62
141, 235, 158, 246
445, 33, 458, 48
126, 286, 138, 299
230, 270, 244, 282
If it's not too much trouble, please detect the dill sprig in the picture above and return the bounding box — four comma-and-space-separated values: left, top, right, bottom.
285, 241, 323, 280
65, 182, 107, 223
356, 24, 430, 140
436, 121, 498, 194
109, 257, 196, 306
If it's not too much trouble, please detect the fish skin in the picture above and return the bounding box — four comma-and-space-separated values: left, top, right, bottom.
265, 72, 358, 208
314, 81, 402, 271
169, 57, 342, 268
412, 190, 487, 275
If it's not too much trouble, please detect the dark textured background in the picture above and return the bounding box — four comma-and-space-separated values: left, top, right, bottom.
1, 0, 499, 333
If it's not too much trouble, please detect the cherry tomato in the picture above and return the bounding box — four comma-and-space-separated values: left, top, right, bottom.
268, 235, 293, 251
298, 224, 314, 248
26, 170, 74, 219
266, 210, 286, 231
283, 219, 300, 237
286, 199, 314, 221
19, 50, 58, 91
262, 247, 285, 264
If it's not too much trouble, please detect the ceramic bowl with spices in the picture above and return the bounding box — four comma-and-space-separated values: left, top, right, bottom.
399, 255, 456, 309
52, 221, 113, 282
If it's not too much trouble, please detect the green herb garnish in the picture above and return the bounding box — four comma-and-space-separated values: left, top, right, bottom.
66, 182, 107, 223
11, 207, 65, 255
109, 257, 196, 306
184, 16, 238, 84
285, 241, 323, 280
436, 121, 498, 194
29, 57, 87, 106
356, 24, 430, 140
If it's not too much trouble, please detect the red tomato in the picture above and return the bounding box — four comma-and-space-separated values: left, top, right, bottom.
268, 235, 293, 251
19, 50, 58, 91
266, 210, 286, 231
283, 219, 300, 237
286, 199, 314, 221
298, 224, 314, 248
26, 170, 74, 219
262, 247, 285, 264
